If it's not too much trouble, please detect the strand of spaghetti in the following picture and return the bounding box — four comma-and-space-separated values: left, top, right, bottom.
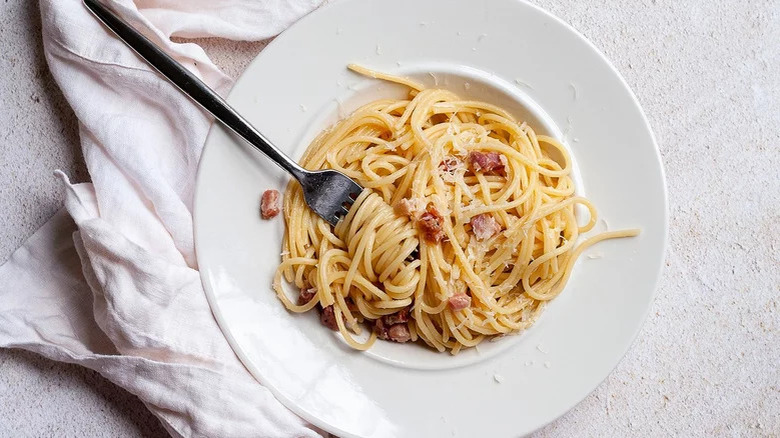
524, 229, 641, 300
334, 305, 377, 350
347, 64, 425, 91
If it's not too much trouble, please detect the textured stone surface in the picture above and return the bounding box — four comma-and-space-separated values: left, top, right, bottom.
1, 0, 778, 436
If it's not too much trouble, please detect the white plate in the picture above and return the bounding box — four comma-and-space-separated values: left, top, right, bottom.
194, 0, 668, 436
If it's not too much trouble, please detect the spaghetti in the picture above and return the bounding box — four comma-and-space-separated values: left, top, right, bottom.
273, 65, 639, 353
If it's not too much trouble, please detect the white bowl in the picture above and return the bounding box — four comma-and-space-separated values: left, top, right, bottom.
194, 0, 668, 436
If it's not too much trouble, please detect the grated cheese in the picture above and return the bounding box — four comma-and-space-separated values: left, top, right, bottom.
514, 78, 534, 89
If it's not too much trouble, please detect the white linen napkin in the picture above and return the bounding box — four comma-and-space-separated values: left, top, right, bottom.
0, 0, 325, 436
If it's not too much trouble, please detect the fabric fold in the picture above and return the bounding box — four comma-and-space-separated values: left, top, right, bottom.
0, 0, 326, 436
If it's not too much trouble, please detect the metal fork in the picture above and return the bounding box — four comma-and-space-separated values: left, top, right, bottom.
83, 0, 363, 226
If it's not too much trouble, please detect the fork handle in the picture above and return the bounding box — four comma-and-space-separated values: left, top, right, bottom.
83, 0, 307, 180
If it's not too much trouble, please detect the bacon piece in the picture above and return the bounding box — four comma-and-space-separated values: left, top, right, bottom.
448, 293, 472, 311
320, 305, 338, 330
467, 151, 506, 175
298, 287, 317, 306
387, 324, 411, 343
373, 317, 411, 343
470, 214, 502, 241
260, 189, 281, 219
438, 156, 463, 173
382, 307, 410, 325
374, 318, 389, 339
419, 205, 445, 243
394, 198, 423, 219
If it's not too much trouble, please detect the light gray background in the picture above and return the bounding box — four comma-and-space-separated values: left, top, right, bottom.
1, 0, 778, 436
